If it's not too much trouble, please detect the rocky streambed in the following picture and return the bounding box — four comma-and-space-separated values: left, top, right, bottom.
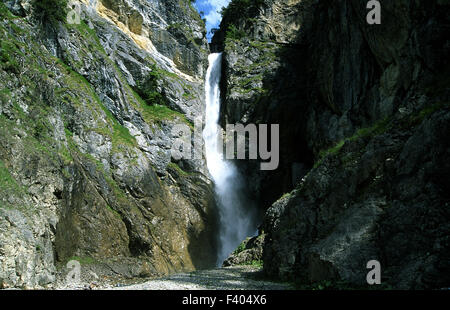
56, 266, 292, 290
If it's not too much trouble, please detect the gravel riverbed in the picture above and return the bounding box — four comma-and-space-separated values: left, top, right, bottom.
57, 266, 293, 290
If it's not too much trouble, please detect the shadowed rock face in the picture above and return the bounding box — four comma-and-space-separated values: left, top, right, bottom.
0, 0, 218, 288
215, 0, 450, 288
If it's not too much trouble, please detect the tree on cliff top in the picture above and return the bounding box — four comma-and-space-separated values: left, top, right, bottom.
219, 0, 265, 37
220, 0, 265, 20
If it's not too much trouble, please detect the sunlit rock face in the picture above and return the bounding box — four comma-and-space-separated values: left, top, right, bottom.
94, 0, 208, 79
0, 0, 218, 288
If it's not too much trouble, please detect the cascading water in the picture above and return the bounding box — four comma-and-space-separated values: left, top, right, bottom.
203, 53, 258, 266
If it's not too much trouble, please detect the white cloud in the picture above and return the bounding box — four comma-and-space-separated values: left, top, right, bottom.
207, 0, 232, 11
201, 0, 231, 30
205, 10, 221, 29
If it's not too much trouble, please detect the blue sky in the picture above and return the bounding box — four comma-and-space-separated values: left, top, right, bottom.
193, 0, 231, 40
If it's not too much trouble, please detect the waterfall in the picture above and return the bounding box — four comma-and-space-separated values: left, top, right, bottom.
203, 53, 258, 266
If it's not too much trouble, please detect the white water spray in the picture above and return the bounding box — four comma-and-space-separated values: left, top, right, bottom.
203, 53, 258, 265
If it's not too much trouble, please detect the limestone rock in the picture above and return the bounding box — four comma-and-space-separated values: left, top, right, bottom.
214, 0, 450, 289
223, 234, 265, 267
0, 0, 217, 288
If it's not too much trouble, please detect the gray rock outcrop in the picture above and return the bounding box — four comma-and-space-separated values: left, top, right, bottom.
0, 0, 218, 288
215, 0, 450, 289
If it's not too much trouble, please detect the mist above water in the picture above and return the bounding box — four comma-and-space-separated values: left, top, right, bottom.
203, 53, 258, 266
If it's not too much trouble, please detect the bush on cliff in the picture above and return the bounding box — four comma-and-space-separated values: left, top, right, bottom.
220, 0, 265, 40
226, 24, 246, 41
220, 0, 265, 19
33, 0, 68, 26
135, 64, 167, 106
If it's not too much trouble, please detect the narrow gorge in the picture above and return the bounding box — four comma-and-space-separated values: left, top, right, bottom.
0, 0, 449, 290
203, 52, 258, 266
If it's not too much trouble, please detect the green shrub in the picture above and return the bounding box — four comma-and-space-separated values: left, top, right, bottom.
33, 0, 68, 26
135, 64, 167, 106
141, 104, 188, 124
249, 260, 263, 268
33, 120, 48, 139
0, 160, 21, 194
0, 41, 21, 73
167, 162, 190, 177
220, 0, 265, 42
221, 0, 265, 19
226, 24, 246, 41
232, 240, 248, 255
314, 118, 391, 168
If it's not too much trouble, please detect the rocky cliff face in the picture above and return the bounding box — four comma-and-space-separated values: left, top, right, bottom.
215, 0, 450, 289
212, 0, 316, 211
0, 0, 218, 288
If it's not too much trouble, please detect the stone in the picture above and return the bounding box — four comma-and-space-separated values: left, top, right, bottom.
0, 0, 217, 288
214, 0, 450, 289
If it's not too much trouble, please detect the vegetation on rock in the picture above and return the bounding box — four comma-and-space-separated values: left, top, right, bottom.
32, 0, 68, 26
0, 0, 217, 289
